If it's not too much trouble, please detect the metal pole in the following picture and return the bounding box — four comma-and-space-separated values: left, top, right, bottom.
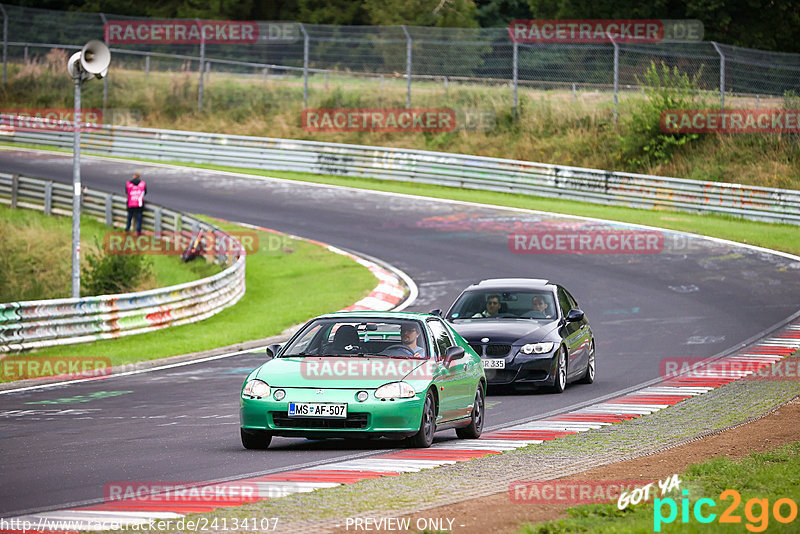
71, 74, 82, 298
512, 42, 518, 118
1, 4, 7, 88
298, 23, 309, 108
401, 25, 411, 108
145, 54, 150, 77
711, 42, 725, 109
99, 13, 108, 116
610, 34, 619, 124
197, 19, 204, 111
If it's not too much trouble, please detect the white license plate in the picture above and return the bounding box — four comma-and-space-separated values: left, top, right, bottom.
482, 359, 506, 369
288, 402, 347, 418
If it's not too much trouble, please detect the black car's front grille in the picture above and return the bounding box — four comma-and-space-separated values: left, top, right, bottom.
271, 412, 369, 429
469, 343, 484, 356
485, 344, 512, 357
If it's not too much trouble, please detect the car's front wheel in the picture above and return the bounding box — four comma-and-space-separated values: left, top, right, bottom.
241, 428, 272, 450
456, 386, 485, 439
549, 347, 568, 394
408, 390, 436, 448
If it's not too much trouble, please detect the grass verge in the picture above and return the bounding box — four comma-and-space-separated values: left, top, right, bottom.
19, 218, 377, 370
521, 441, 800, 533
0, 203, 219, 302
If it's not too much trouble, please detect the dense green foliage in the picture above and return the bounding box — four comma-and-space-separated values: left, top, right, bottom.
7, 0, 800, 52
618, 62, 706, 170
83, 239, 154, 296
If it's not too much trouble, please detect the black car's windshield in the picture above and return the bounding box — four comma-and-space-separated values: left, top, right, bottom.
281, 319, 430, 359
448, 290, 556, 321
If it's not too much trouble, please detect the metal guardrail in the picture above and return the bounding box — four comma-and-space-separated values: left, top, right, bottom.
0, 172, 246, 353
2, 117, 799, 225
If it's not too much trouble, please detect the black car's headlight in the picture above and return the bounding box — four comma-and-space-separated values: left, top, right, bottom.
242, 379, 271, 398
520, 342, 555, 355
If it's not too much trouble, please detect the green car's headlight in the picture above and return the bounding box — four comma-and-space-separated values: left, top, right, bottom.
375, 381, 416, 399
243, 379, 271, 398
521, 342, 555, 355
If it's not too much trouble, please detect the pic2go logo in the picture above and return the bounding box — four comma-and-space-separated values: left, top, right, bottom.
654, 489, 799, 532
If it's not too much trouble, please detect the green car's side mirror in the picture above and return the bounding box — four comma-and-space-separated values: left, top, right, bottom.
443, 345, 465, 367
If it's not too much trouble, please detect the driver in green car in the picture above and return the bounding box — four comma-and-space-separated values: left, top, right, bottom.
400, 323, 426, 357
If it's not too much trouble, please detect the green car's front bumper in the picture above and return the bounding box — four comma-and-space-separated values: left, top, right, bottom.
240, 387, 426, 439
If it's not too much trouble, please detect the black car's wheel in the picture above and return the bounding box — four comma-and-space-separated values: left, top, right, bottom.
240, 428, 272, 450
577, 341, 595, 384
408, 390, 436, 448
549, 347, 568, 394
456, 386, 485, 439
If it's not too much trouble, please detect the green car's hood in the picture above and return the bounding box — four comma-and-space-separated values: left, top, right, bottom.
251, 356, 435, 389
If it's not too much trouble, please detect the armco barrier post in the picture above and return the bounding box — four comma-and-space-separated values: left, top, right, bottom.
10, 173, 18, 208
44, 181, 52, 215
401, 25, 411, 108
104, 193, 112, 226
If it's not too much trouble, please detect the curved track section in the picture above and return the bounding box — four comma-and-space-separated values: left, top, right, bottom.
1, 149, 799, 517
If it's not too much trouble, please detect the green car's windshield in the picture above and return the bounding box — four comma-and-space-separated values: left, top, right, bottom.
448, 290, 557, 321
281, 319, 430, 359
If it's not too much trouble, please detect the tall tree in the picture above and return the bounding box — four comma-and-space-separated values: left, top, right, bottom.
363, 0, 479, 27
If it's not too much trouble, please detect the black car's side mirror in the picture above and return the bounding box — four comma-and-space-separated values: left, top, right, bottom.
443, 345, 465, 366
265, 343, 282, 359
566, 309, 585, 322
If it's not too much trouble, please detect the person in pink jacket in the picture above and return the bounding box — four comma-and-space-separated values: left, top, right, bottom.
125, 172, 147, 233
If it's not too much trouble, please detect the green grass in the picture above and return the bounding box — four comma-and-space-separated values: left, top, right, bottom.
24, 218, 377, 368
0, 203, 218, 302
520, 441, 800, 533
2, 62, 798, 189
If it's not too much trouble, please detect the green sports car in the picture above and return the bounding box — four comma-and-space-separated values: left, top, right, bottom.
240, 311, 486, 449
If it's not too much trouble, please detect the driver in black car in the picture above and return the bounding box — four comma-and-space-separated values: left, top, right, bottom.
472, 294, 501, 318
400, 323, 426, 357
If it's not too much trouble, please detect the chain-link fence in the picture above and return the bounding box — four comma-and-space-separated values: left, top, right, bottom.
1, 3, 799, 120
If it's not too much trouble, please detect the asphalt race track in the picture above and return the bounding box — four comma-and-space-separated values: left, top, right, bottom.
2, 149, 800, 516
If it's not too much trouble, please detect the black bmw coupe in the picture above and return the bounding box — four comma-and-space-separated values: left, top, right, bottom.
445, 278, 595, 393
